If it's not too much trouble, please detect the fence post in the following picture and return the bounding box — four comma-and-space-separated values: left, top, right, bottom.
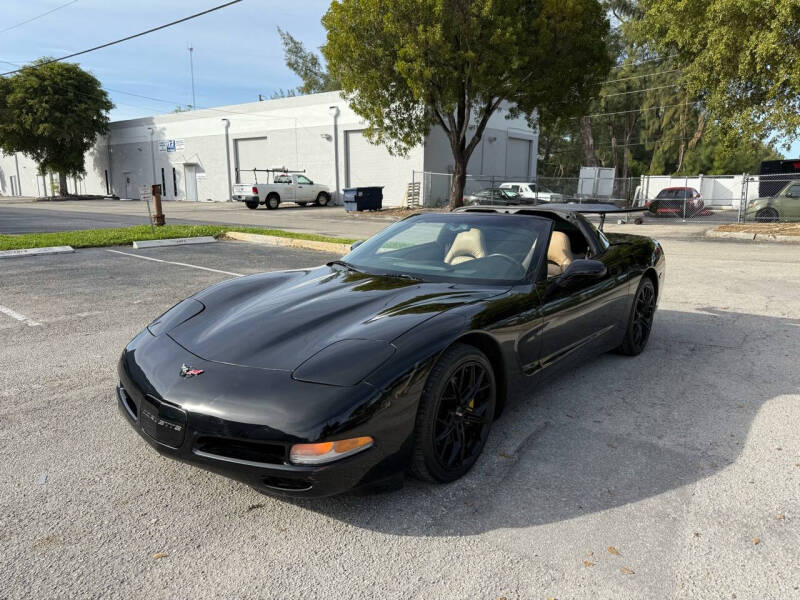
739, 174, 749, 223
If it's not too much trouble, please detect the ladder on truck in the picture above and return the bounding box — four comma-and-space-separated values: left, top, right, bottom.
235, 167, 305, 184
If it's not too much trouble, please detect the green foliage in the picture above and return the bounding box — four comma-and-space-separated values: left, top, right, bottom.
277, 28, 340, 95
0, 59, 113, 178
636, 0, 800, 147
322, 0, 611, 206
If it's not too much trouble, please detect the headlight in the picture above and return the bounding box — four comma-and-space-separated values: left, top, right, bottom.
289, 436, 374, 465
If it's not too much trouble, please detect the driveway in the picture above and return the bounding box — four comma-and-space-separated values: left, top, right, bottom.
0, 238, 798, 599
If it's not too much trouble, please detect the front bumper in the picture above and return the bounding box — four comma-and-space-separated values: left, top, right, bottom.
115, 331, 413, 497
233, 195, 259, 202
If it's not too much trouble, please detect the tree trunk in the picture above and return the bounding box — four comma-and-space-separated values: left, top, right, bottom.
580, 116, 597, 167
449, 154, 467, 210
58, 173, 69, 197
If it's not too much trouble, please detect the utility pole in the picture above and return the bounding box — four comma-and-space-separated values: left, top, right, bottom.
188, 44, 196, 109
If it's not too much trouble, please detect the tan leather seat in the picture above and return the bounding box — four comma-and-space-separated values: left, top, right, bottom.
547, 231, 574, 275
444, 229, 486, 265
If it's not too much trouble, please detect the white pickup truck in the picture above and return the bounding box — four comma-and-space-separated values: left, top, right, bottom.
233, 173, 332, 210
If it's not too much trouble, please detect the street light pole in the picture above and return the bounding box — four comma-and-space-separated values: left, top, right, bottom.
188, 45, 196, 109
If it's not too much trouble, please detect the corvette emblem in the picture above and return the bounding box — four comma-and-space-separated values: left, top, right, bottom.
180, 364, 204, 378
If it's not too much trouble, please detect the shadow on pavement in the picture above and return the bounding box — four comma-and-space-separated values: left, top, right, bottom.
291, 308, 800, 536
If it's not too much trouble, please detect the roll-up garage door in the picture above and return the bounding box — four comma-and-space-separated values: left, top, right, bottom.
506, 138, 531, 180
234, 137, 269, 183
345, 130, 412, 207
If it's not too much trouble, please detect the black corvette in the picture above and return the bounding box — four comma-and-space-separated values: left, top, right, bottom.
117, 206, 664, 497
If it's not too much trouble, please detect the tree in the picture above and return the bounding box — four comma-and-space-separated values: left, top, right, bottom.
0, 59, 112, 196
276, 28, 340, 96
636, 0, 800, 147
322, 0, 612, 208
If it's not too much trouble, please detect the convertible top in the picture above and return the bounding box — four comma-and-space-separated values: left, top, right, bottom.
454, 203, 646, 230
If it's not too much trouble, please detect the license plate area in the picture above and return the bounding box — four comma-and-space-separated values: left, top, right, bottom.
140, 396, 187, 448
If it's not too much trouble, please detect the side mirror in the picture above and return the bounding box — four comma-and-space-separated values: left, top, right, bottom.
556, 259, 607, 287
350, 240, 364, 251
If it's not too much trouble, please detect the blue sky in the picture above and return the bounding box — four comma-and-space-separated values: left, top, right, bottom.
1, 0, 797, 157
1, 0, 331, 119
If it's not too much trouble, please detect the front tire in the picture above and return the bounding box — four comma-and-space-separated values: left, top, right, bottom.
315, 192, 330, 207
616, 277, 656, 356
755, 207, 779, 222
411, 343, 496, 483
245, 200, 259, 210
265, 193, 280, 210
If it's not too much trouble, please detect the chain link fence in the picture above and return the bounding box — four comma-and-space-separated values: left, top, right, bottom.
412, 170, 800, 223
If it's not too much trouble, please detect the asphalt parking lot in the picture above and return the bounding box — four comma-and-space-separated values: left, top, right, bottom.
1, 238, 798, 599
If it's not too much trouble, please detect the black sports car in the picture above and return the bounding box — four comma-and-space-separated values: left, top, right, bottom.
117, 206, 664, 497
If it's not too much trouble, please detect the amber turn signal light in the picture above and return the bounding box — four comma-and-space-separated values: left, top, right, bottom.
289, 436, 374, 465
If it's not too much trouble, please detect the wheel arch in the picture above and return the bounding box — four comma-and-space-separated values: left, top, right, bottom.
642, 267, 659, 301
267, 191, 280, 201
453, 331, 508, 419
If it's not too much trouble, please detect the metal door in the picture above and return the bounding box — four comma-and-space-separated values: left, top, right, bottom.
184, 165, 198, 201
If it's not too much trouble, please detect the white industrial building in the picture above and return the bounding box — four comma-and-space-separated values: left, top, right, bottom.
0, 91, 539, 207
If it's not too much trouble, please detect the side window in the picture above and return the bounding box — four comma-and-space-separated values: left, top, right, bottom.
296, 175, 312, 185
788, 184, 800, 197
274, 175, 291, 184
509, 185, 520, 192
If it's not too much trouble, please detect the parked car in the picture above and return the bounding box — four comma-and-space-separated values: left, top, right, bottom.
745, 179, 800, 222
646, 187, 704, 217
233, 173, 331, 209
464, 187, 522, 206
116, 207, 664, 497
500, 181, 564, 203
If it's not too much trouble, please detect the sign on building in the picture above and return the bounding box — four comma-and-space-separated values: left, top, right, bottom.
158, 139, 186, 153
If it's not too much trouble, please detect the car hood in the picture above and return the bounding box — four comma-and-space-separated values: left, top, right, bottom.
167, 265, 507, 371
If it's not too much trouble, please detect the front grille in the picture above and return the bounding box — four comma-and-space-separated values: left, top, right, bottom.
261, 475, 312, 492
193, 436, 287, 465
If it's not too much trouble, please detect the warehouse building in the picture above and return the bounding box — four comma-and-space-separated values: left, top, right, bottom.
0, 91, 538, 207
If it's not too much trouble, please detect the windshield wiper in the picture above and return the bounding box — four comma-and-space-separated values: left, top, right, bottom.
326, 260, 368, 274
374, 272, 423, 282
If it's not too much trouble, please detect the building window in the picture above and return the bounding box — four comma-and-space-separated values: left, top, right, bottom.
161, 168, 166, 198
172, 167, 178, 197
104, 170, 110, 195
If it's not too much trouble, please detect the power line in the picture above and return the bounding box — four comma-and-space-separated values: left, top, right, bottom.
603, 84, 680, 98
0, 0, 79, 35
0, 0, 244, 76
602, 68, 682, 85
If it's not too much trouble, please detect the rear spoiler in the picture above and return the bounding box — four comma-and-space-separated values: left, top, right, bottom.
542, 203, 647, 230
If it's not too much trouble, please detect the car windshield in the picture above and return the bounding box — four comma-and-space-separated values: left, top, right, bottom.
342, 213, 550, 283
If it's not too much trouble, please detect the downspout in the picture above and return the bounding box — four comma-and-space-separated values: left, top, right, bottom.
106, 142, 114, 197
329, 105, 340, 203
14, 152, 22, 196
221, 118, 232, 201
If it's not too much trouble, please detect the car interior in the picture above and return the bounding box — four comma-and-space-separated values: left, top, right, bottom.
355, 214, 595, 282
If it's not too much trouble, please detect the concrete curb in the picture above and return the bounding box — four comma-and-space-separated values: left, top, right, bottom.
132, 236, 217, 249
705, 229, 800, 243
222, 231, 352, 254
0, 245, 75, 258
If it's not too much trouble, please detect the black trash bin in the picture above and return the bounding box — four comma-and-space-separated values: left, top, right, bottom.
343, 186, 383, 212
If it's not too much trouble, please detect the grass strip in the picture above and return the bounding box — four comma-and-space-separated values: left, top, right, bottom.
0, 224, 356, 251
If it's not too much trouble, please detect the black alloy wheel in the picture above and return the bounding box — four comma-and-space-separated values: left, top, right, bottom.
411, 344, 496, 483
616, 278, 656, 356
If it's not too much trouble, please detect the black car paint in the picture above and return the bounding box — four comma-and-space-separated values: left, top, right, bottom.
117, 210, 664, 497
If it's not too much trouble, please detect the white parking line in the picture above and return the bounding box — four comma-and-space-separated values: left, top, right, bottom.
105, 249, 242, 277
0, 304, 41, 327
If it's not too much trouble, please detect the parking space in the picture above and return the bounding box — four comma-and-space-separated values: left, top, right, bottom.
1, 239, 798, 599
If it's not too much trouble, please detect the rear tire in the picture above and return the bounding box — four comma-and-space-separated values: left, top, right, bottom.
411, 343, 496, 483
316, 192, 330, 207
245, 200, 259, 210
755, 207, 779, 223
616, 277, 656, 356
266, 193, 280, 210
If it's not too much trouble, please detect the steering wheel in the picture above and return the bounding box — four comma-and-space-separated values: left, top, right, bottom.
485, 253, 526, 277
